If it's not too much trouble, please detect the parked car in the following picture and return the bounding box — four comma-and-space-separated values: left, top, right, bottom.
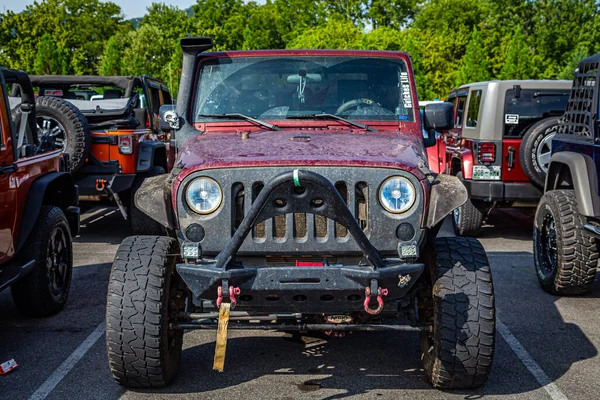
442, 80, 572, 236
0, 68, 80, 316
105, 37, 496, 390
10, 75, 174, 234
533, 55, 600, 295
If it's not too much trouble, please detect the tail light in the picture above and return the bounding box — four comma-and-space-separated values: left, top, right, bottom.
478, 142, 495, 163
118, 135, 134, 154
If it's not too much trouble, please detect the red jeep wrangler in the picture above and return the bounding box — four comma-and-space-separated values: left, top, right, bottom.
438, 80, 571, 236
10, 75, 173, 234
106, 38, 496, 390
0, 68, 80, 316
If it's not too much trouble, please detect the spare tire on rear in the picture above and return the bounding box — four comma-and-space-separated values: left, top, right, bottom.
12, 96, 91, 173
519, 116, 560, 189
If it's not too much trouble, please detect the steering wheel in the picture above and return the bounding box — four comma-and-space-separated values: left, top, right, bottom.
336, 98, 381, 115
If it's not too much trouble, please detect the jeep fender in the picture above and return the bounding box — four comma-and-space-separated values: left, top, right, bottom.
136, 141, 167, 173
134, 174, 176, 229
16, 172, 78, 252
546, 152, 600, 217
426, 174, 468, 228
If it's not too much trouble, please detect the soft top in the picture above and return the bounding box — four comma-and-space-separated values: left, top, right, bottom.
29, 75, 141, 91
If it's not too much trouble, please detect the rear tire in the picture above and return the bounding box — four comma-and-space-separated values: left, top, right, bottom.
106, 236, 184, 388
520, 117, 559, 189
11, 206, 73, 317
533, 190, 598, 295
420, 237, 495, 389
130, 166, 166, 235
12, 96, 91, 172
452, 198, 485, 237
453, 173, 485, 237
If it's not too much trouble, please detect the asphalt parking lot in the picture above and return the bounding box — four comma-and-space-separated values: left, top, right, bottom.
1, 206, 599, 400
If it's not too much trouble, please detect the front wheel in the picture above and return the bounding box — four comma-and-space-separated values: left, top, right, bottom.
534, 190, 598, 295
11, 206, 73, 317
106, 236, 185, 388
420, 237, 495, 389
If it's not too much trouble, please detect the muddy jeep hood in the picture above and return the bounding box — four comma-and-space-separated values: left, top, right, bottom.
177, 130, 428, 178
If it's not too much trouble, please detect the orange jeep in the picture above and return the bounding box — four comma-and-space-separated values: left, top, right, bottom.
0, 68, 80, 316
10, 75, 173, 234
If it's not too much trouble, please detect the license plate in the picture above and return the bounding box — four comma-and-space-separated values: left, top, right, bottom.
472, 165, 501, 180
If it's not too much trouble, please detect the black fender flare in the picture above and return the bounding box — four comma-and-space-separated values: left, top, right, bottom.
16, 172, 78, 252
136, 141, 167, 173
426, 174, 468, 228
546, 152, 600, 217
134, 174, 176, 229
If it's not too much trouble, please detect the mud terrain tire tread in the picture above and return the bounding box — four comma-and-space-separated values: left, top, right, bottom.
534, 190, 598, 295
422, 237, 495, 389
130, 166, 166, 235
11, 206, 73, 317
106, 236, 182, 388
520, 116, 560, 189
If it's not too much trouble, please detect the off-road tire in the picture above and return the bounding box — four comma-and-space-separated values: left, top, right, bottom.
12, 96, 91, 172
453, 198, 485, 237
106, 236, 183, 388
520, 117, 560, 189
130, 166, 166, 235
420, 237, 495, 389
533, 190, 598, 295
453, 173, 485, 237
11, 206, 73, 317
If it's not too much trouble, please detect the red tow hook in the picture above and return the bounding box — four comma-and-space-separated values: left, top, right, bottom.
363, 286, 388, 315
216, 285, 241, 309
95, 178, 106, 192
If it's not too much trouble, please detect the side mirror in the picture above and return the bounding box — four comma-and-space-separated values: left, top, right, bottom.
423, 102, 454, 132
159, 104, 183, 132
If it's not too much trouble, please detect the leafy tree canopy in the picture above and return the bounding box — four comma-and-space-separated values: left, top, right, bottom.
2, 0, 599, 98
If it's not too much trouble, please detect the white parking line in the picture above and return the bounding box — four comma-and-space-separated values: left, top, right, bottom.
497, 317, 568, 400
29, 322, 105, 400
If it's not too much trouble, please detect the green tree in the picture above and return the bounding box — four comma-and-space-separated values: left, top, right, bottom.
500, 25, 535, 80
456, 27, 491, 85
99, 36, 124, 76
34, 33, 68, 75
123, 24, 169, 77
361, 26, 403, 51
287, 18, 362, 49
273, 0, 326, 43
558, 45, 588, 80
242, 2, 285, 50
367, 0, 417, 29
0, 0, 126, 74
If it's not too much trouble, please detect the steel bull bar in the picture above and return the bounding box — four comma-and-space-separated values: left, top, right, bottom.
176, 170, 425, 315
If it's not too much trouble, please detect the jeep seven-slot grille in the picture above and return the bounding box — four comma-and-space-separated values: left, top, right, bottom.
180, 167, 424, 256
231, 180, 369, 242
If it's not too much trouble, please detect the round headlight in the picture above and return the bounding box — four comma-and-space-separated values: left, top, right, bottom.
185, 177, 222, 214
379, 176, 416, 213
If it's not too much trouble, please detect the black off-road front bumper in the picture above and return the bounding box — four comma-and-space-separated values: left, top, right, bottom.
176, 170, 424, 314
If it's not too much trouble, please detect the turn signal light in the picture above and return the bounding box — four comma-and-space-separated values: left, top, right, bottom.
479, 142, 495, 163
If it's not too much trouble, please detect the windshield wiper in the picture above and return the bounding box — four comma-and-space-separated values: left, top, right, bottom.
286, 113, 377, 132
197, 113, 280, 131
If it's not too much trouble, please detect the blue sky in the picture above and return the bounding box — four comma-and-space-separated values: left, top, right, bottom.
1, 0, 197, 18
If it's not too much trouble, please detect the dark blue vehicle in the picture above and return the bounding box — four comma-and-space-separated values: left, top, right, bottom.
533, 54, 600, 295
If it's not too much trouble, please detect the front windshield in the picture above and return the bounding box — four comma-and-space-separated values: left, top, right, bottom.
194, 56, 415, 123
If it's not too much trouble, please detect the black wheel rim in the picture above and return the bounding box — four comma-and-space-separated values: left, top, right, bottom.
46, 226, 69, 298
37, 116, 67, 151
539, 212, 558, 275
